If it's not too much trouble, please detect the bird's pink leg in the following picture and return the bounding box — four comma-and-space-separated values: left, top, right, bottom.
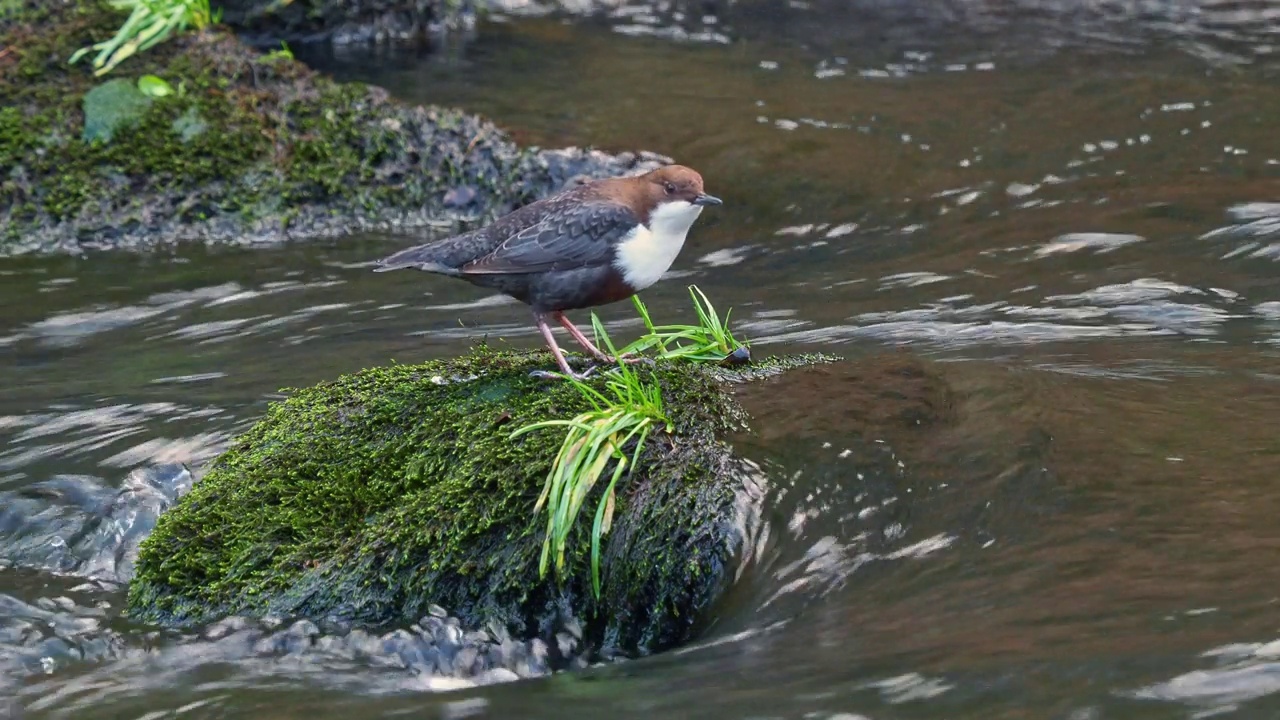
553, 312, 648, 365
534, 311, 591, 380
553, 312, 612, 363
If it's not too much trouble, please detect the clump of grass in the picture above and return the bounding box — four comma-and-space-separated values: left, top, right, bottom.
511, 286, 747, 597
510, 316, 671, 598
262, 41, 294, 63
69, 0, 219, 77
623, 284, 749, 363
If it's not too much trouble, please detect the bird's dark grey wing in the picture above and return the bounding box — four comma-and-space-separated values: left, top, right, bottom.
460, 201, 640, 275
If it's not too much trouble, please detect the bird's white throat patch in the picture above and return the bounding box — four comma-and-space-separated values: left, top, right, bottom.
613, 200, 703, 290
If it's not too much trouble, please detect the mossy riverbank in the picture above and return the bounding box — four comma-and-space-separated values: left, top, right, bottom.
0, 0, 664, 256
127, 349, 837, 654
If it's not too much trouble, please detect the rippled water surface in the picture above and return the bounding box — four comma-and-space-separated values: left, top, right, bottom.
4, 3, 1280, 718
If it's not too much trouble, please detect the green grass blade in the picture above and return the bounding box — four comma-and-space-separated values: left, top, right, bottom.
69, 46, 96, 65
590, 452, 630, 597
534, 429, 583, 513
90, 11, 145, 69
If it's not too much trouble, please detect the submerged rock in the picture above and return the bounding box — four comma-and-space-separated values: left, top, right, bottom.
0, 464, 195, 584
127, 349, 837, 656
0, 1, 666, 256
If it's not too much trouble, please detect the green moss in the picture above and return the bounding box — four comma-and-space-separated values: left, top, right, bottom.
0, 1, 546, 252
127, 350, 835, 651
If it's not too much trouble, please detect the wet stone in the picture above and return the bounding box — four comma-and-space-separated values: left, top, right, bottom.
313, 634, 346, 654
441, 623, 463, 648
486, 619, 511, 645
435, 645, 456, 676
202, 616, 253, 641
454, 645, 482, 676
29, 635, 73, 665
562, 617, 583, 641
252, 619, 319, 655
415, 644, 442, 674
516, 638, 550, 678
344, 629, 380, 659
480, 667, 520, 684
251, 633, 287, 656
485, 638, 514, 669
73, 633, 124, 664
420, 616, 446, 638
287, 619, 321, 642
556, 631, 577, 658
379, 629, 423, 668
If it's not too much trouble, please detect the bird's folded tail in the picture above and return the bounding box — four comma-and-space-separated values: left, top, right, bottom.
372, 245, 465, 276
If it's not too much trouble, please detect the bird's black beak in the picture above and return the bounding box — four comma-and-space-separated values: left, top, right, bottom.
692, 193, 723, 207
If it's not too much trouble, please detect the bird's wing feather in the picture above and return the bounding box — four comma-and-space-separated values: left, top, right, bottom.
460, 201, 639, 275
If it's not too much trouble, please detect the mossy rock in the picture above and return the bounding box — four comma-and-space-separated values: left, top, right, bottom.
218, 0, 466, 45
0, 0, 663, 256
127, 349, 838, 654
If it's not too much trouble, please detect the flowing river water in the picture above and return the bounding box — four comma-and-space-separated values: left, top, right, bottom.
3, 3, 1280, 718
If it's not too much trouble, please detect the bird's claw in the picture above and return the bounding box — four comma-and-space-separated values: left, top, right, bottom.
528, 365, 599, 382
590, 353, 655, 367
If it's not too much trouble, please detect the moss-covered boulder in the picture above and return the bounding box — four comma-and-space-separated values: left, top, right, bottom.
0, 0, 664, 256
127, 349, 837, 654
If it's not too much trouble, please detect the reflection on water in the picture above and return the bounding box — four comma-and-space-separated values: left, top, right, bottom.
3, 3, 1280, 719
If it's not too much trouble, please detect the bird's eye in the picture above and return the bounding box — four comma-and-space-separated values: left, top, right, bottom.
663, 182, 676, 195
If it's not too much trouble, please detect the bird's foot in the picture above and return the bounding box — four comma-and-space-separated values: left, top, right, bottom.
528, 365, 599, 382
591, 352, 655, 367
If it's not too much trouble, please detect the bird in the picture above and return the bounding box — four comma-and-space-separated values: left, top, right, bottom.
374, 165, 722, 379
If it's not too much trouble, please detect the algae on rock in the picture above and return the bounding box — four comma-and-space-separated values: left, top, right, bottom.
0, 0, 665, 256
128, 350, 835, 653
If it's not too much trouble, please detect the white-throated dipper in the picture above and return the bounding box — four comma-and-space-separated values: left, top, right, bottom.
374, 165, 722, 379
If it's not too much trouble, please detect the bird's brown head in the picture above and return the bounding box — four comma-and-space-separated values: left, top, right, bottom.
638, 165, 722, 210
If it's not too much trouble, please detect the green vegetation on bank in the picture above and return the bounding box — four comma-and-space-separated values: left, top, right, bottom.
0, 0, 583, 255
